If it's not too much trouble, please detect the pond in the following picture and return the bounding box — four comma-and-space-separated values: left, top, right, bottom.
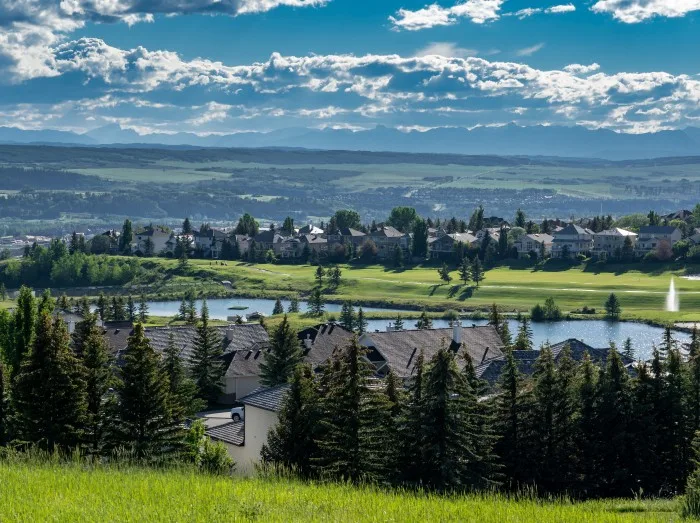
146, 297, 692, 361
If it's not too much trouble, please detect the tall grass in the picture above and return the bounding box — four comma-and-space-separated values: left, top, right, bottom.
0, 455, 682, 522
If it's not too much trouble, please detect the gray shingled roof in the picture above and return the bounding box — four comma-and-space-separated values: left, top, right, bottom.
555, 223, 592, 236
206, 421, 244, 446
101, 321, 135, 355
639, 226, 679, 235
239, 385, 290, 412
362, 326, 504, 378
299, 323, 355, 368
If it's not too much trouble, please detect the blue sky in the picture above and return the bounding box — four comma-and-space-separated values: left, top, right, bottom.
1, 0, 699, 136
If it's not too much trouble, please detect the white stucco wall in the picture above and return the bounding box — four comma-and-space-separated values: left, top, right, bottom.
224, 376, 261, 400
226, 405, 279, 475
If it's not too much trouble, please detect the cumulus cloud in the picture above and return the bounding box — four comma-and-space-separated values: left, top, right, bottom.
507, 3, 576, 18
545, 4, 576, 14
389, 0, 504, 30
591, 0, 700, 23
1, 41, 699, 135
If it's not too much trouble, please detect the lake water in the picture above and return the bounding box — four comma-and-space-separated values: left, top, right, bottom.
146, 297, 692, 361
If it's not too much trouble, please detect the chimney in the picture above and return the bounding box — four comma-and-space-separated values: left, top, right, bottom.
304, 333, 312, 350
452, 321, 462, 345
226, 328, 235, 342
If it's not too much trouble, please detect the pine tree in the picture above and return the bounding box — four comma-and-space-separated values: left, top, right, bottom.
629, 361, 661, 493
392, 244, 404, 267
356, 307, 367, 334
8, 286, 36, 377
339, 301, 356, 331
459, 257, 472, 285
262, 364, 319, 478
82, 326, 114, 452
260, 315, 303, 387
438, 263, 452, 284
472, 257, 484, 287
513, 317, 533, 350
420, 347, 497, 491
415, 308, 433, 330
13, 314, 87, 451
161, 333, 202, 420
488, 303, 502, 330
0, 362, 9, 445
111, 296, 125, 321
38, 289, 54, 316
138, 295, 149, 323
272, 298, 284, 315
622, 337, 635, 360
658, 348, 688, 491
393, 314, 404, 330
498, 321, 513, 349
382, 369, 404, 481
329, 266, 342, 287
307, 288, 325, 316
178, 297, 189, 322
315, 265, 325, 287
313, 337, 390, 483
71, 312, 100, 358
188, 300, 224, 405
96, 292, 108, 322
126, 295, 136, 322
288, 297, 300, 314
119, 219, 133, 254
109, 323, 184, 460
659, 325, 678, 355
77, 296, 91, 318
397, 350, 425, 484
576, 352, 598, 491
604, 293, 621, 320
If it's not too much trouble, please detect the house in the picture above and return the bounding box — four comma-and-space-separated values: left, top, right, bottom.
298, 323, 356, 369
299, 234, 328, 254
689, 228, 700, 245
551, 224, 594, 258
298, 224, 324, 235
635, 226, 682, 255
194, 228, 229, 258
593, 228, 637, 258
358, 323, 505, 378
475, 339, 634, 388
253, 229, 291, 257
327, 227, 366, 248
514, 233, 553, 259
219, 385, 289, 475
428, 230, 477, 259
369, 225, 410, 259
134, 227, 171, 256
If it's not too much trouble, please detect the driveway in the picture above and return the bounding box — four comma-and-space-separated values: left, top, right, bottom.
198, 409, 232, 429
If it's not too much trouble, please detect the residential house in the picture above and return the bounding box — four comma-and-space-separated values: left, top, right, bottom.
194, 228, 229, 258
635, 226, 682, 255
134, 227, 172, 256
514, 233, 553, 259
299, 234, 328, 254
253, 229, 291, 257
475, 339, 634, 388
369, 225, 410, 259
327, 227, 367, 248
298, 224, 324, 235
689, 228, 700, 245
593, 228, 637, 258
298, 323, 356, 369
358, 323, 505, 378
213, 385, 289, 475
551, 224, 594, 258
428, 230, 477, 259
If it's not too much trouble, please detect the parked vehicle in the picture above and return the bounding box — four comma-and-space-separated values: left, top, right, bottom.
231, 406, 245, 422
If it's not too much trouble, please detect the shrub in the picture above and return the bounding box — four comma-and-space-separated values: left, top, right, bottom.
530, 304, 545, 322
199, 439, 235, 476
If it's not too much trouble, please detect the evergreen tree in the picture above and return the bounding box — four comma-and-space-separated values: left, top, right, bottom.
392, 244, 404, 267
604, 293, 622, 320
329, 266, 342, 287
96, 292, 108, 322
13, 314, 86, 451
109, 323, 184, 460
161, 333, 202, 420
356, 307, 368, 334
576, 352, 598, 491
82, 326, 114, 452
288, 297, 300, 314
420, 347, 497, 491
382, 369, 405, 481
260, 315, 303, 387
313, 337, 390, 483
415, 308, 433, 330
138, 295, 149, 323
393, 314, 404, 330
188, 301, 224, 405
472, 257, 484, 287
38, 289, 54, 316
622, 337, 635, 360
126, 295, 136, 322
513, 317, 533, 350
659, 326, 678, 355
412, 218, 429, 259
307, 289, 325, 316
514, 209, 526, 228
111, 296, 125, 321
0, 362, 8, 445
498, 321, 513, 349
315, 265, 325, 287
459, 257, 472, 285
438, 263, 452, 284
262, 364, 319, 478
658, 348, 688, 491
339, 301, 356, 331
8, 286, 37, 376
119, 219, 133, 254
397, 350, 425, 484
178, 296, 189, 322
272, 298, 284, 315
488, 303, 502, 331
629, 361, 660, 492
498, 225, 509, 259
182, 217, 192, 235
77, 296, 91, 318
688, 328, 700, 438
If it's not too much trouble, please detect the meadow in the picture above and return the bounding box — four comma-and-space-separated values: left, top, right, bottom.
146, 259, 700, 325
0, 460, 682, 522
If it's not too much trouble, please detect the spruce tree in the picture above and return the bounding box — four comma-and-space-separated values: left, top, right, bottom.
9, 286, 36, 377
438, 263, 452, 284
421, 347, 497, 491
260, 315, 303, 387
356, 307, 368, 334
339, 301, 356, 331
13, 314, 87, 451
272, 298, 284, 315
109, 323, 184, 460
315, 265, 325, 287
576, 352, 598, 491
96, 292, 108, 322
472, 257, 484, 287
82, 327, 114, 452
161, 333, 202, 420
499, 321, 513, 349
488, 303, 502, 330
307, 288, 325, 316
689, 328, 700, 437
288, 297, 300, 314
71, 312, 99, 358
513, 317, 533, 350
126, 295, 136, 322
658, 348, 688, 491
622, 337, 635, 360
382, 369, 404, 482
459, 257, 472, 285
188, 300, 224, 405
604, 293, 621, 320
393, 314, 404, 330
138, 295, 149, 323
0, 362, 8, 445
659, 326, 678, 355
415, 308, 433, 330
630, 362, 661, 493
397, 350, 425, 484
313, 337, 389, 483
38, 289, 54, 316
262, 364, 319, 478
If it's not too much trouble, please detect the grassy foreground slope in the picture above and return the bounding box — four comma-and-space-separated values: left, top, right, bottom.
153, 259, 700, 324
0, 461, 680, 522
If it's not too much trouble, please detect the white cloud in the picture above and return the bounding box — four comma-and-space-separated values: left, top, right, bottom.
511, 8, 541, 18
390, 0, 504, 30
416, 42, 478, 58
591, 0, 700, 23
515, 43, 545, 56
564, 63, 600, 74
507, 3, 575, 18
545, 4, 576, 14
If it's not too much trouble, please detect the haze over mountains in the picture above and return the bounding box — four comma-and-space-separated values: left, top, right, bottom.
2, 124, 700, 160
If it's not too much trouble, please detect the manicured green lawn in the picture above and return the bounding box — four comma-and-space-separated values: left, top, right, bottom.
165, 259, 700, 324
0, 461, 681, 522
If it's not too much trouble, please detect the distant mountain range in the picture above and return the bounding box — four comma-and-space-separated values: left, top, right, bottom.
3, 123, 700, 160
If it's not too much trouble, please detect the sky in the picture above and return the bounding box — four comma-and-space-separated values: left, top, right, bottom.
0, 0, 699, 136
